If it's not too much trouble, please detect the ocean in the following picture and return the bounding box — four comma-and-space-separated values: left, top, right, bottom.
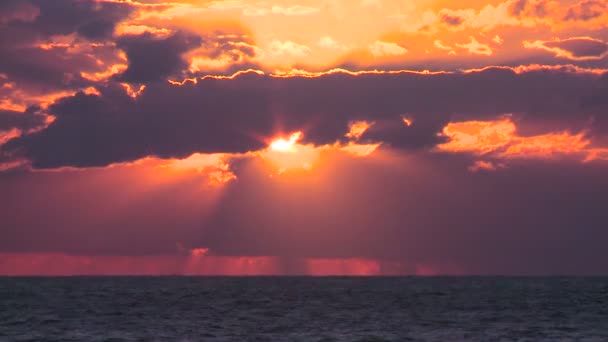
1, 277, 607, 341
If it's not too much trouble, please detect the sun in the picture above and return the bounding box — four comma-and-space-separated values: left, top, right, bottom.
262, 130, 381, 174
269, 132, 303, 152
263, 131, 320, 173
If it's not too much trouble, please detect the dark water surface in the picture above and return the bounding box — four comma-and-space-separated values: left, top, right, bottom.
1, 277, 607, 341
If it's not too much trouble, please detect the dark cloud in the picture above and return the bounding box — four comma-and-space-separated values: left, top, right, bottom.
0, 0, 134, 92
0, 107, 47, 132
4, 67, 608, 168
510, 0, 528, 16
0, 0, 39, 25
0, 42, 121, 93
544, 37, 608, 59
533, 0, 549, 17
508, 0, 553, 18
440, 13, 464, 26
116, 31, 202, 83
564, 0, 606, 21
0, 0, 134, 41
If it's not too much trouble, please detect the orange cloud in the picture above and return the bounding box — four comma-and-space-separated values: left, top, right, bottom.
161, 153, 237, 185
0, 128, 21, 145
80, 63, 128, 82
269, 40, 311, 57
437, 118, 603, 163
317, 36, 347, 50
338, 143, 380, 157
401, 116, 413, 127
456, 36, 494, 56
345, 120, 373, 140
114, 23, 172, 37
503, 131, 589, 158
438, 119, 516, 154
368, 40, 408, 57
120, 83, 146, 98
434, 39, 456, 55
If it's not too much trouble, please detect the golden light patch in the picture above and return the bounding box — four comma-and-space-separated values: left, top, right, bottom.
437, 118, 606, 163
80, 63, 128, 82
339, 142, 381, 157
161, 153, 237, 185
262, 130, 382, 173
120, 83, 146, 99
263, 131, 320, 173
114, 24, 172, 37
0, 99, 26, 112
0, 128, 21, 145
438, 119, 516, 154
503, 132, 589, 158
585, 148, 608, 162
83, 87, 101, 96
345, 121, 373, 140
269, 131, 303, 152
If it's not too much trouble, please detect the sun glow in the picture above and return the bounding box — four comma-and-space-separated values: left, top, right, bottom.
269, 132, 303, 152
160, 153, 237, 185
262, 130, 382, 174
263, 131, 320, 173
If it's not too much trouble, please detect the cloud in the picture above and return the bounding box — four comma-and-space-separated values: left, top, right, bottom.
368, 41, 408, 57
361, 0, 382, 8
204, 1, 319, 17
563, 0, 606, 21
406, 1, 525, 33
439, 12, 465, 27
0, 0, 134, 41
492, 35, 504, 45
437, 118, 595, 161
524, 37, 608, 61
114, 23, 172, 38
116, 31, 202, 83
434, 40, 457, 55
1, 0, 608, 276
270, 5, 319, 16
269, 40, 311, 57
456, 36, 493, 55
0, 108, 47, 133
404, 0, 608, 34
183, 32, 264, 75
3, 66, 608, 169
318, 36, 346, 50
0, 0, 135, 108
0, 0, 39, 24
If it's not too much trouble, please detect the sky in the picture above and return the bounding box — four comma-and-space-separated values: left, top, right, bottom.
1, 0, 608, 275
